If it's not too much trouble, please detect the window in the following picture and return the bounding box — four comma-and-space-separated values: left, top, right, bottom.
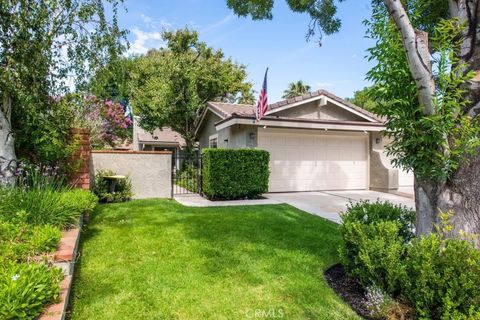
209, 134, 218, 148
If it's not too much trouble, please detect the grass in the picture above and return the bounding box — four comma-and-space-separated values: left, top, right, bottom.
69, 199, 359, 320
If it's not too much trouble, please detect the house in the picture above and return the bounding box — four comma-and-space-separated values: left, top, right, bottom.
132, 119, 185, 154
195, 89, 413, 193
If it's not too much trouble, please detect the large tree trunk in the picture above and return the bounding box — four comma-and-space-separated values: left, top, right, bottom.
0, 94, 17, 186
385, 0, 480, 245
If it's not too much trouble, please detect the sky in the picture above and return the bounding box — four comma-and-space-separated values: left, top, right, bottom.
118, 0, 376, 102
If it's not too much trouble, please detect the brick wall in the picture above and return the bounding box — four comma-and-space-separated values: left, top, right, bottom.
69, 128, 91, 189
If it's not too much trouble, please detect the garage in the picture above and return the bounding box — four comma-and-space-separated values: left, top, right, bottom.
258, 128, 369, 192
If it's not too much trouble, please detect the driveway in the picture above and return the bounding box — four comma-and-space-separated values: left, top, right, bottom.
265, 190, 415, 223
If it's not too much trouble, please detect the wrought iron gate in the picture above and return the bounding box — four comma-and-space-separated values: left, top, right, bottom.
172, 152, 201, 195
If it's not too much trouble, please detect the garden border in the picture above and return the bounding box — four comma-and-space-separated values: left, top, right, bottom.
38, 214, 84, 320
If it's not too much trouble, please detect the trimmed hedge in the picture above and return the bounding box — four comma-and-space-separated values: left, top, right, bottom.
202, 148, 270, 200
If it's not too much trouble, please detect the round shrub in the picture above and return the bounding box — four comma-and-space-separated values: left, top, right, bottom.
339, 220, 407, 295
340, 200, 416, 241
403, 234, 480, 319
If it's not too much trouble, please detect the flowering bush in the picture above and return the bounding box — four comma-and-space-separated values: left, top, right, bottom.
68, 94, 133, 149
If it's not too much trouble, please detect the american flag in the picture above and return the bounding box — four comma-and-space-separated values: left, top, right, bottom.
255, 68, 269, 121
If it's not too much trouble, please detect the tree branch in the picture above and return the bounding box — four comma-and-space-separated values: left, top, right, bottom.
383, 0, 436, 115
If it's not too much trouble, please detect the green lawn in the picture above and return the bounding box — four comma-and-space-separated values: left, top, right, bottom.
69, 199, 359, 320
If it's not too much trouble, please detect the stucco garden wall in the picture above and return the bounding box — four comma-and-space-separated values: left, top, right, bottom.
91, 150, 172, 199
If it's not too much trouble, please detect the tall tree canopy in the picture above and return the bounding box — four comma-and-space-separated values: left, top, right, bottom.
346, 86, 378, 112
0, 0, 126, 184
131, 29, 254, 153
226, 0, 480, 245
282, 80, 312, 99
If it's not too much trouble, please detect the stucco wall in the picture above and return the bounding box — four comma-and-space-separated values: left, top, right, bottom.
369, 132, 399, 191
275, 101, 365, 121
91, 151, 172, 199
198, 111, 223, 148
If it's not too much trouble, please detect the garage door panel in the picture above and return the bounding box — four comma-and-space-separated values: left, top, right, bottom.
259, 130, 368, 192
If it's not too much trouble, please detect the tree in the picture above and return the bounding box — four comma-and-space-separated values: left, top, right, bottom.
0, 0, 126, 185
131, 29, 254, 154
225, 0, 480, 245
282, 80, 312, 99
346, 86, 378, 112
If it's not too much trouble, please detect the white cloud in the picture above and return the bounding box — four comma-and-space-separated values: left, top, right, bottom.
202, 14, 234, 32
128, 27, 164, 55
139, 14, 172, 31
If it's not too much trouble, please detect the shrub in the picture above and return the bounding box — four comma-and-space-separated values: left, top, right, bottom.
340, 200, 416, 242
61, 189, 98, 214
403, 234, 480, 319
339, 220, 407, 295
202, 148, 269, 200
339, 201, 414, 295
92, 170, 133, 203
0, 262, 63, 319
0, 219, 61, 263
0, 188, 97, 228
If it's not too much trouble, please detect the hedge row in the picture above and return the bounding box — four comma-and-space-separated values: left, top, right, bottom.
201, 148, 270, 200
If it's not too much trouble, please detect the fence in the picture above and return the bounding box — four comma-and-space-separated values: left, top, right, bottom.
90, 150, 172, 199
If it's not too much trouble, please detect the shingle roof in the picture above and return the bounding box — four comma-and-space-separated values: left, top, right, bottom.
207, 101, 255, 119
206, 89, 383, 123
138, 127, 186, 145
268, 89, 383, 122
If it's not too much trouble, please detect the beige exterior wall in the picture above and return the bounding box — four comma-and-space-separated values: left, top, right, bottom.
198, 111, 223, 148
368, 133, 415, 190
91, 151, 172, 199
198, 111, 258, 149
274, 101, 366, 122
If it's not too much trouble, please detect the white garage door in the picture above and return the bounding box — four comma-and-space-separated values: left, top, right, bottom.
258, 129, 368, 192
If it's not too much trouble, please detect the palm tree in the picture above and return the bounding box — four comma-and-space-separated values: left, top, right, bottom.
282, 80, 312, 99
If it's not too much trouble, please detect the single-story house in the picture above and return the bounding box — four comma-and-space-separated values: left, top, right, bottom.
132, 119, 186, 154
195, 89, 413, 193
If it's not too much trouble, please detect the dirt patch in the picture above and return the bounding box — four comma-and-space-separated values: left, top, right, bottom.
324, 264, 373, 320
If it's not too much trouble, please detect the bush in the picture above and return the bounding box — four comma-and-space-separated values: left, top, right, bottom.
339, 201, 415, 294
0, 218, 61, 263
340, 200, 416, 241
0, 188, 97, 228
92, 170, 133, 203
0, 262, 63, 319
202, 148, 269, 200
403, 234, 480, 319
61, 189, 98, 214
339, 220, 407, 295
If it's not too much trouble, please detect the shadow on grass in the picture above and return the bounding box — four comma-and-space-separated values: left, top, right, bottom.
69, 199, 355, 319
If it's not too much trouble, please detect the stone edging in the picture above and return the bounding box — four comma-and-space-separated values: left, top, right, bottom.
39, 214, 84, 320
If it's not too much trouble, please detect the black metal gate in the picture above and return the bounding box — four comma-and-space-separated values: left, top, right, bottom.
172, 152, 201, 195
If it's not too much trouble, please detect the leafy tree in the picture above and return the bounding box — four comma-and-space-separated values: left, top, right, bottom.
131, 29, 254, 154
346, 86, 378, 112
225, 0, 480, 244
0, 0, 126, 185
282, 80, 312, 99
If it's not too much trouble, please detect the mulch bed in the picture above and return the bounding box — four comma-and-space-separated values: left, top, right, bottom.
324, 264, 373, 320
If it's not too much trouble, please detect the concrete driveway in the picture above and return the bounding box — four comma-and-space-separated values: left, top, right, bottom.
265, 190, 415, 223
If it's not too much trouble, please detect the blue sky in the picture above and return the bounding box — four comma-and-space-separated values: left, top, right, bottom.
119, 0, 375, 102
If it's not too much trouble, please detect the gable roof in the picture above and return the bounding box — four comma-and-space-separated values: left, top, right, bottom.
195, 90, 383, 136
267, 90, 382, 122
206, 101, 255, 119
137, 127, 186, 146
